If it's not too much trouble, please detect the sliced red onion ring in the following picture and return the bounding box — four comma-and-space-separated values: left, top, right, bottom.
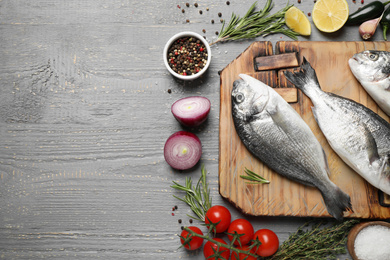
164, 131, 202, 170
171, 96, 211, 127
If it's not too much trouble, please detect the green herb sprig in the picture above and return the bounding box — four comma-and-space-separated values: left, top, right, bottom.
270, 219, 360, 260
171, 165, 212, 221
240, 167, 270, 184
211, 0, 299, 46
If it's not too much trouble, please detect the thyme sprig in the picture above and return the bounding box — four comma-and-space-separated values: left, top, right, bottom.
211, 0, 299, 46
171, 165, 212, 222
270, 219, 360, 260
240, 167, 270, 184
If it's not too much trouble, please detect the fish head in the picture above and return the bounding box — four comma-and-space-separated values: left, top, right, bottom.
349, 50, 390, 83
231, 74, 270, 122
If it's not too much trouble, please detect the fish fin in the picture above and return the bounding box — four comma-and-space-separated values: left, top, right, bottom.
322, 148, 331, 177
320, 183, 352, 221
361, 123, 380, 165
284, 57, 322, 95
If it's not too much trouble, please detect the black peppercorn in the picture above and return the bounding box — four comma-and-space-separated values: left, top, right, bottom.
202, 29, 206, 33
215, 31, 219, 35
194, 3, 198, 7
199, 10, 203, 14
186, 3, 189, 7
218, 12, 222, 17
226, 1, 230, 5
166, 36, 208, 76
211, 19, 214, 24
182, 9, 185, 13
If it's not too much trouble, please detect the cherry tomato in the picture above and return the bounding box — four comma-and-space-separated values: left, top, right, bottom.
253, 229, 279, 257
205, 205, 231, 233
203, 238, 230, 260
180, 226, 204, 250
231, 245, 257, 260
227, 218, 254, 246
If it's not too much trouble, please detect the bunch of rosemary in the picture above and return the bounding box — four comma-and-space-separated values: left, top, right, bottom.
171, 165, 211, 221
212, 0, 299, 45
269, 219, 360, 260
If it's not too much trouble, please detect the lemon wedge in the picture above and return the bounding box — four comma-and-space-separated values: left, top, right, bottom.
285, 6, 311, 36
312, 0, 349, 33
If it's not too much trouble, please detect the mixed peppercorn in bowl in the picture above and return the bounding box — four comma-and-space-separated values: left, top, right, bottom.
163, 31, 211, 80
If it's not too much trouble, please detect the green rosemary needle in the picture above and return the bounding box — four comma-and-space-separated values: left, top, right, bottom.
211, 0, 299, 45
240, 167, 270, 184
171, 165, 212, 221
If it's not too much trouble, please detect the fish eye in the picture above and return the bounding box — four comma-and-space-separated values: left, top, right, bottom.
235, 92, 245, 103
368, 53, 379, 61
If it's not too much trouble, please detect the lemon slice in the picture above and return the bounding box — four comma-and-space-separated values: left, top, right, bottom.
285, 6, 311, 36
312, 0, 349, 33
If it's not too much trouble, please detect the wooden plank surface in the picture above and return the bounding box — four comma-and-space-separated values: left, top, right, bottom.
1, 0, 389, 259
219, 41, 390, 219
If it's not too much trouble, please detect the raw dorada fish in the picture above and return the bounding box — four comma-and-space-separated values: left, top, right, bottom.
231, 74, 352, 220
285, 58, 390, 196
349, 50, 390, 117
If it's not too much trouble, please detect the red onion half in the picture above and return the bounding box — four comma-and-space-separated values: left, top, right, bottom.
171, 96, 211, 127
164, 131, 202, 170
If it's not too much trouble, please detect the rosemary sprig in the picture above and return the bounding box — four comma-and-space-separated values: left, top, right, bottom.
240, 167, 270, 184
211, 0, 299, 45
171, 165, 212, 221
269, 219, 360, 260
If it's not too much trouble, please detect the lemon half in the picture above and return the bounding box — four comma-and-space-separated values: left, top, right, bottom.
312, 0, 349, 33
285, 6, 311, 36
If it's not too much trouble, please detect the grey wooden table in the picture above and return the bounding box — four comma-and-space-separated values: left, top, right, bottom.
0, 0, 384, 259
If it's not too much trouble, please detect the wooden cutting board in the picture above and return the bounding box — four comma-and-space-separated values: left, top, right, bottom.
219, 41, 390, 219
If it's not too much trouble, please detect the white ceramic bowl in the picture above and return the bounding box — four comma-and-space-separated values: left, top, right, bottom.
163, 31, 211, 80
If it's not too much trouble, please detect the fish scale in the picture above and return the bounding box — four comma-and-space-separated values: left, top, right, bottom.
285, 58, 390, 196
232, 73, 352, 220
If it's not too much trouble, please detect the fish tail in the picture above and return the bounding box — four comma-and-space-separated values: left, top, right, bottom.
320, 183, 352, 221
284, 57, 322, 97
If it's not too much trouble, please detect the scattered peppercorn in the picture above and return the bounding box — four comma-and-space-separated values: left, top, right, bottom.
206, 7, 209, 11
186, 3, 189, 7
167, 89, 172, 93
308, 12, 311, 16
194, 3, 198, 7
178, 219, 182, 224
215, 31, 219, 35
166, 36, 208, 76
211, 19, 214, 24
218, 12, 222, 17
186, 19, 190, 23
220, 19, 224, 23
298, 0, 301, 3
175, 205, 178, 209
226, 1, 230, 5
202, 29, 206, 33
189, 219, 193, 223
199, 10, 203, 14
182, 9, 185, 13
181, 226, 184, 230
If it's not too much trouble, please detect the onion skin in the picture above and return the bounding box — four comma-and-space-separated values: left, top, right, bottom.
171, 96, 211, 127
164, 131, 202, 170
